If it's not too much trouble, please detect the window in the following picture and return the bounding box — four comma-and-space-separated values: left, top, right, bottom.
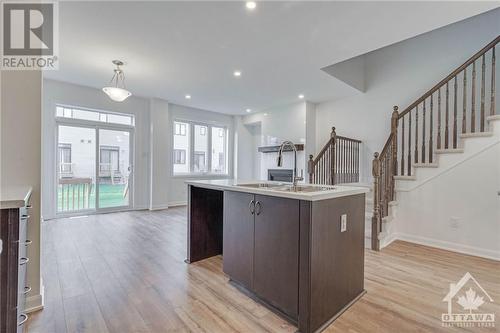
172, 121, 228, 175
58, 143, 72, 176
56, 106, 135, 126
99, 146, 120, 176
174, 149, 186, 164
211, 126, 227, 173
175, 123, 187, 136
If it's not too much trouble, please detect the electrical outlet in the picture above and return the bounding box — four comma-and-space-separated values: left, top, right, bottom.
340, 214, 347, 232
449, 217, 460, 230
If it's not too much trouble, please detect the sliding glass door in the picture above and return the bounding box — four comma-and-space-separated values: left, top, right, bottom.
57, 124, 133, 215
98, 128, 132, 209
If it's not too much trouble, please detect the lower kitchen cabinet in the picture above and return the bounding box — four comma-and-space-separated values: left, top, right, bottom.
222, 191, 254, 290
223, 191, 300, 321
253, 195, 299, 319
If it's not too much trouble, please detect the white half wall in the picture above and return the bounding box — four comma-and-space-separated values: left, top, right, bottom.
393, 140, 500, 260
1, 71, 43, 311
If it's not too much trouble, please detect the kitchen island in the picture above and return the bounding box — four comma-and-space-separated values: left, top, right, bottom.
185, 179, 369, 333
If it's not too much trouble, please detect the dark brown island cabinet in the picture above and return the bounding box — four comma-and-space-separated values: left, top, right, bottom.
186, 180, 368, 333
0, 187, 32, 333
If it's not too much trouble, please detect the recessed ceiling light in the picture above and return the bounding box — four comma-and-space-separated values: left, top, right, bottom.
246, 109, 252, 113
298, 94, 305, 99
246, 1, 256, 10
233, 71, 242, 77
185, 94, 191, 99
263, 113, 268, 116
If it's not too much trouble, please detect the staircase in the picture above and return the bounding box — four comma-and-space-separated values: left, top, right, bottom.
370, 36, 499, 251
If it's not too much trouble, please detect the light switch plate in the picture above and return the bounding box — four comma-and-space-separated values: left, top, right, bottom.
340, 214, 347, 232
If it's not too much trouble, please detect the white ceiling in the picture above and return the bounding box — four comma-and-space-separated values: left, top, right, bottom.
45, 1, 499, 114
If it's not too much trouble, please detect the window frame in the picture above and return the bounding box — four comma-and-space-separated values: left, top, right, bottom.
172, 119, 229, 177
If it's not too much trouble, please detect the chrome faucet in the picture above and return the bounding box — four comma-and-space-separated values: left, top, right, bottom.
277, 140, 304, 187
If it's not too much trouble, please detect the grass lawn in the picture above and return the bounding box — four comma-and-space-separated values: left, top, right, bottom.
58, 184, 127, 212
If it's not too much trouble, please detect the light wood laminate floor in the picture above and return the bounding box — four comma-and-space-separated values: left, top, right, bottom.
27, 207, 500, 333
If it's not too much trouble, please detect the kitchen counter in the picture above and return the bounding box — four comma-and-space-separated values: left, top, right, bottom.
185, 180, 367, 333
185, 179, 369, 201
0, 186, 32, 209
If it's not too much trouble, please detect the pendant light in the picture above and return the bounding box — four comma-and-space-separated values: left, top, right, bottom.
102, 60, 132, 102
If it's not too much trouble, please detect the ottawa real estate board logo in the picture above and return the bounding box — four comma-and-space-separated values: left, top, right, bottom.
442, 272, 495, 328
1, 1, 58, 70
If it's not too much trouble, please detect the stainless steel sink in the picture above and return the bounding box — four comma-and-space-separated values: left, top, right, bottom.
272, 185, 333, 193
236, 183, 334, 193
236, 183, 285, 189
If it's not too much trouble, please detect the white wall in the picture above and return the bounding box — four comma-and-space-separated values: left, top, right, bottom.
315, 8, 500, 183
43, 80, 235, 213
1, 71, 43, 311
238, 102, 308, 181
149, 98, 170, 210
42, 79, 151, 218
393, 140, 500, 260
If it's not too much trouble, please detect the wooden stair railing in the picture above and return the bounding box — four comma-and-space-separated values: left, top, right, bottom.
371, 35, 499, 251
307, 127, 362, 185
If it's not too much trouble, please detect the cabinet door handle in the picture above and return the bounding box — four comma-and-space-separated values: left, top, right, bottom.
249, 200, 255, 214
23, 240, 33, 246
19, 257, 29, 265
255, 201, 262, 215
23, 286, 31, 294
18, 313, 28, 326
21, 215, 30, 220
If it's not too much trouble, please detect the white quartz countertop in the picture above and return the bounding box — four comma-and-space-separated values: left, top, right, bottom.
0, 186, 32, 209
185, 179, 369, 201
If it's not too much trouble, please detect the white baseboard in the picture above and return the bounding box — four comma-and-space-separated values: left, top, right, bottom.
392, 232, 500, 261
380, 232, 398, 249
168, 201, 187, 207
25, 285, 44, 313
149, 204, 169, 211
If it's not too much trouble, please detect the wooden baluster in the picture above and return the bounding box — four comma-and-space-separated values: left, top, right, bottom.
307, 155, 314, 184
437, 88, 442, 150
429, 94, 434, 163
453, 76, 458, 148
471, 60, 476, 133
332, 128, 337, 184
480, 54, 486, 132
491, 46, 496, 116
401, 116, 405, 175
422, 100, 426, 163
391, 106, 398, 176
414, 105, 419, 163
445, 81, 450, 148
407, 111, 412, 176
462, 69, 467, 133
372, 152, 380, 251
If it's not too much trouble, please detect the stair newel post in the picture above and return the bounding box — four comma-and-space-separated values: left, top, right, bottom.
331, 127, 337, 185
307, 155, 314, 184
371, 152, 381, 251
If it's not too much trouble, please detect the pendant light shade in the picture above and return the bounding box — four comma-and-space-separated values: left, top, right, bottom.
103, 60, 132, 102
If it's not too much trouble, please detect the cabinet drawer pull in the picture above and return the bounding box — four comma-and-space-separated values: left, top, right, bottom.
19, 257, 29, 265
22, 240, 33, 246
26, 205, 32, 209
21, 215, 30, 220
18, 313, 28, 326
249, 200, 255, 214
255, 201, 262, 215
23, 286, 32, 294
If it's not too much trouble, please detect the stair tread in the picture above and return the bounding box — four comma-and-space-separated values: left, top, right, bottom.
394, 175, 416, 180
435, 148, 464, 154
413, 163, 438, 168
459, 131, 494, 138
